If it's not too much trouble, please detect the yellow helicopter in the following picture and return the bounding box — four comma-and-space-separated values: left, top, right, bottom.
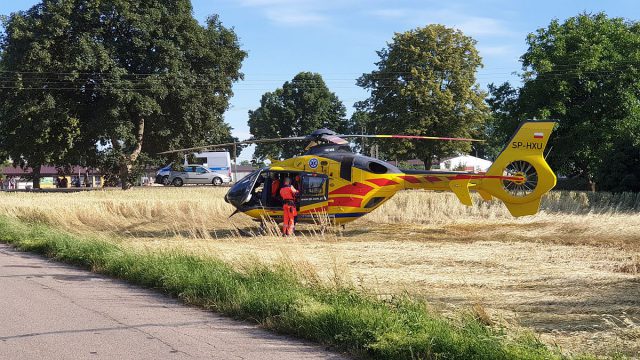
160, 120, 556, 225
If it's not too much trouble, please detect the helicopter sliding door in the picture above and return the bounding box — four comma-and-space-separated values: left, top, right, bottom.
298, 173, 329, 213
262, 172, 328, 214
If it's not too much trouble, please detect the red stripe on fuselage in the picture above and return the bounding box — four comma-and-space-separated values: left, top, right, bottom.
329, 197, 362, 207
399, 175, 421, 184
366, 178, 399, 187
329, 182, 374, 196
450, 174, 524, 181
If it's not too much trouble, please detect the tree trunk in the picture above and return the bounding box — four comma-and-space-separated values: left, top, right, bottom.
119, 163, 134, 190
423, 153, 432, 170
584, 172, 596, 192
32, 165, 41, 189
114, 118, 145, 190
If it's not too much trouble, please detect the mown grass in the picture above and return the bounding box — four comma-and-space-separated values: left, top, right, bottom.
0, 215, 585, 360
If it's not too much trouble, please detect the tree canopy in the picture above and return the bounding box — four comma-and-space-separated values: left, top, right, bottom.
0, 0, 245, 188
596, 134, 640, 192
356, 24, 489, 168
0, 2, 82, 186
248, 72, 348, 160
481, 82, 521, 160
517, 12, 640, 190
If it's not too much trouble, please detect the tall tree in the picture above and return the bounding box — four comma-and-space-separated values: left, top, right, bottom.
348, 106, 377, 155
0, 1, 245, 188
0, 49, 6, 163
596, 135, 640, 192
248, 72, 348, 160
357, 24, 489, 168
518, 12, 640, 191
0, 2, 82, 187
481, 82, 521, 160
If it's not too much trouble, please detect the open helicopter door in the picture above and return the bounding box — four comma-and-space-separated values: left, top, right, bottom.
225, 169, 263, 208
298, 173, 330, 216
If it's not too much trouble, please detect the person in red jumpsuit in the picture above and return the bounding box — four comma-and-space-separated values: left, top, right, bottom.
279, 177, 298, 236
270, 174, 280, 198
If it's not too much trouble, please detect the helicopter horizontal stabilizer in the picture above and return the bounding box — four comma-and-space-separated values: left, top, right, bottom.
449, 179, 473, 206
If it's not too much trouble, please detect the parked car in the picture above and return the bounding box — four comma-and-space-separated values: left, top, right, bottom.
156, 151, 233, 186
169, 165, 231, 187
155, 164, 173, 185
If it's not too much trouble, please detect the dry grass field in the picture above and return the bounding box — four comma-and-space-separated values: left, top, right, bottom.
0, 187, 638, 357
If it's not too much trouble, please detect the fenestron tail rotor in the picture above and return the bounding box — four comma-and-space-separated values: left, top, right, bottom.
502, 160, 539, 197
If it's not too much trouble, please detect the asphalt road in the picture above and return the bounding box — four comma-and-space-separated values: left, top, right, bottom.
0, 243, 344, 360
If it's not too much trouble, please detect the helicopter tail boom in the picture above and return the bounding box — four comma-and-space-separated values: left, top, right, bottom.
395, 121, 556, 216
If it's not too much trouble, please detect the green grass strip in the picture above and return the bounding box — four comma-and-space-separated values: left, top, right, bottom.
0, 216, 584, 360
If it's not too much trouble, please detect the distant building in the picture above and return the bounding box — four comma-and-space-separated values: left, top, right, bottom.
1, 165, 103, 189
233, 165, 258, 182
439, 155, 492, 172
388, 155, 492, 172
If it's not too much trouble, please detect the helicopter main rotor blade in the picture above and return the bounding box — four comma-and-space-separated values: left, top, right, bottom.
157, 136, 308, 154
320, 134, 349, 145
338, 134, 484, 142
158, 130, 483, 155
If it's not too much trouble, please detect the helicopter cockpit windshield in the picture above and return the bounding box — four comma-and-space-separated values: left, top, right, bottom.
225, 169, 263, 208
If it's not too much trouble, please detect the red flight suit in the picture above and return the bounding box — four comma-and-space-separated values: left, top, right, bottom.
271, 179, 280, 197
279, 185, 298, 236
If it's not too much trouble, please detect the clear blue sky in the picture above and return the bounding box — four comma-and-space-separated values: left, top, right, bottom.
2, 1, 640, 160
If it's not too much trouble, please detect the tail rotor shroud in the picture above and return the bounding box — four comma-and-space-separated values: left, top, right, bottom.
479, 121, 557, 217
502, 160, 539, 197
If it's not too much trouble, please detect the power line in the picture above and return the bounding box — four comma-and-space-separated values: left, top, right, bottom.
0, 62, 636, 92
1, 58, 640, 78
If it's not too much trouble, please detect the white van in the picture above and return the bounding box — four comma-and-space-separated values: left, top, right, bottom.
189, 151, 232, 179
156, 151, 233, 186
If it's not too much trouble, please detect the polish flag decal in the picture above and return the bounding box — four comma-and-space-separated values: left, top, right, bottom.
533, 132, 544, 139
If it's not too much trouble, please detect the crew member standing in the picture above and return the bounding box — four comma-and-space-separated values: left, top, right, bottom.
279, 177, 298, 236
270, 174, 280, 198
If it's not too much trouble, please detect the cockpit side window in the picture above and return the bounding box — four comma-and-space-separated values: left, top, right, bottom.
352, 156, 401, 174
368, 161, 388, 174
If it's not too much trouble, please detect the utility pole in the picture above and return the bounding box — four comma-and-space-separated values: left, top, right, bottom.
232, 143, 238, 182
369, 144, 380, 159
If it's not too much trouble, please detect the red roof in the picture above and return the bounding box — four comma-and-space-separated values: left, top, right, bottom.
234, 165, 257, 172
